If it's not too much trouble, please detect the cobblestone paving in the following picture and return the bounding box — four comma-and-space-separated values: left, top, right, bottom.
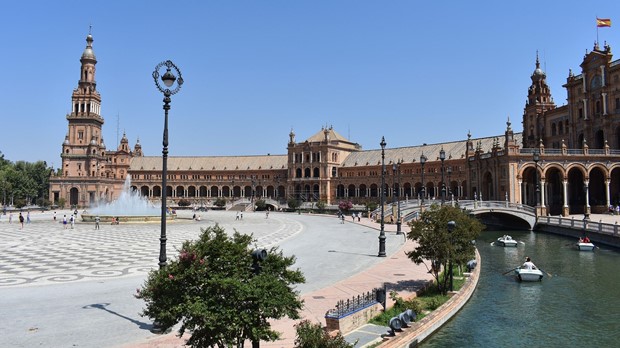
0, 210, 302, 287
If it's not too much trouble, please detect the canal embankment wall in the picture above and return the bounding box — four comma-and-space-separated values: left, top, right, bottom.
380, 248, 481, 347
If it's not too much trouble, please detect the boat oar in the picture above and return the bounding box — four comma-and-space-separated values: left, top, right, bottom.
502, 268, 516, 275
539, 269, 552, 277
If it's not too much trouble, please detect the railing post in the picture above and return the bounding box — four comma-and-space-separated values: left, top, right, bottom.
615, 222, 618, 236
571, 216, 574, 228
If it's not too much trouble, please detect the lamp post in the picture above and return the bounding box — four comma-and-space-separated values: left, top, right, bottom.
379, 137, 387, 257
420, 154, 427, 207
447, 166, 452, 197
153, 60, 183, 269
440, 148, 446, 205
251, 178, 256, 211
447, 220, 456, 292
396, 160, 402, 234
533, 150, 540, 211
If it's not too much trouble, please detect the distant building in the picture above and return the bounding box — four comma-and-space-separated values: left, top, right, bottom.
50, 34, 620, 218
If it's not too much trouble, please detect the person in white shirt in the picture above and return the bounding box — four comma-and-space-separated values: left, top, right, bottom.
522, 257, 536, 270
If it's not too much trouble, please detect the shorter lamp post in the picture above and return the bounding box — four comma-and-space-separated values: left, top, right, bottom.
440, 148, 446, 205
395, 161, 402, 234
420, 154, 427, 207
379, 137, 387, 257
533, 150, 540, 210
447, 220, 456, 292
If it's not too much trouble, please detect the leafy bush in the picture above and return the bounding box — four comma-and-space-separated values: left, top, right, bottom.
177, 199, 191, 207
338, 200, 353, 212
214, 197, 227, 207
315, 200, 326, 213
294, 320, 356, 348
288, 198, 301, 210
255, 199, 266, 211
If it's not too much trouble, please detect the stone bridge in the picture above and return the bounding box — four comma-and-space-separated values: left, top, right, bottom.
391, 199, 537, 230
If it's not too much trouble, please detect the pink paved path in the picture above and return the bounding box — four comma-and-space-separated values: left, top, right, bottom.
123, 217, 433, 348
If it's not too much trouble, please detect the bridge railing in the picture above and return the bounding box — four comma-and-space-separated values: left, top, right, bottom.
538, 215, 620, 237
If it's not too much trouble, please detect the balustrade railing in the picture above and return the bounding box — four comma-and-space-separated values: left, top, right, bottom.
538, 215, 620, 237
325, 288, 382, 319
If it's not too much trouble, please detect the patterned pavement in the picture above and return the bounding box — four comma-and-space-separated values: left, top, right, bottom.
0, 210, 302, 287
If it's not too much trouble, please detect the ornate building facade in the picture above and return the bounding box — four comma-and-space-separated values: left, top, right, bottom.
50, 34, 620, 218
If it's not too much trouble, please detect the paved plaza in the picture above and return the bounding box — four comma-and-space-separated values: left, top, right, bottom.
0, 209, 425, 347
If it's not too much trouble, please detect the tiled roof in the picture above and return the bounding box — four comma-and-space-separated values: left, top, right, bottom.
304, 127, 351, 143
341, 133, 522, 167
130, 155, 288, 171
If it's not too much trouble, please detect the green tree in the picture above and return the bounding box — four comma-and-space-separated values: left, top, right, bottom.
255, 199, 266, 211
315, 200, 326, 213
287, 198, 301, 211
365, 201, 378, 213
214, 197, 227, 208
136, 225, 305, 348
406, 205, 484, 294
294, 320, 356, 348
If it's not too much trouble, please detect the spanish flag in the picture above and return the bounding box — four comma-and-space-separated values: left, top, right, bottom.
597, 18, 611, 27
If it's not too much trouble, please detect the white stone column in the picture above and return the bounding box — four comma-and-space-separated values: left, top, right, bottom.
583, 99, 588, 120
562, 180, 568, 209
540, 179, 546, 208
585, 181, 590, 210
605, 179, 611, 207
602, 92, 608, 115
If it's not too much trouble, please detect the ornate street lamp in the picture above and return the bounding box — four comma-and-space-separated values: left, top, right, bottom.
420, 154, 427, 206
533, 150, 540, 209
396, 160, 402, 234
440, 148, 446, 205
447, 220, 456, 292
153, 60, 183, 269
379, 137, 387, 257
447, 166, 453, 198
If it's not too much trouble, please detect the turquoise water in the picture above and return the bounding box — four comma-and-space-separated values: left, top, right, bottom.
421, 230, 620, 348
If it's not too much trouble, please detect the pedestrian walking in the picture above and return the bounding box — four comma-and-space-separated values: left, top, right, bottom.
19, 212, 25, 229
240, 212, 243, 220
63, 215, 68, 229
53, 211, 57, 221
26, 211, 31, 224
265, 211, 269, 219
236, 212, 240, 220
9, 212, 13, 224
341, 215, 345, 224
70, 214, 75, 229
95, 215, 100, 230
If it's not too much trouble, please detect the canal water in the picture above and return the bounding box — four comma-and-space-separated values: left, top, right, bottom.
421, 230, 620, 348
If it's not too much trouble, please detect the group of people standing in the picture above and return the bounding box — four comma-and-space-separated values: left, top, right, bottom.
1, 210, 32, 229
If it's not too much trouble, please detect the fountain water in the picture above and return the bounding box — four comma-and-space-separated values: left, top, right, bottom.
82, 175, 175, 223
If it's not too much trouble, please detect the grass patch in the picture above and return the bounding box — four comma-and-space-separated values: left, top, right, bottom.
369, 266, 468, 327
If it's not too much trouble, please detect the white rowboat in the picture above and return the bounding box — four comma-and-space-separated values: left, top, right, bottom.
577, 242, 595, 251
496, 235, 518, 247
515, 268, 544, 282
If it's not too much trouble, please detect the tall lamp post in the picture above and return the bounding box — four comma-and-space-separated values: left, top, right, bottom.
447, 166, 452, 199
533, 150, 540, 213
420, 154, 427, 207
153, 60, 183, 269
395, 161, 402, 234
440, 148, 446, 205
378, 137, 387, 257
447, 220, 456, 292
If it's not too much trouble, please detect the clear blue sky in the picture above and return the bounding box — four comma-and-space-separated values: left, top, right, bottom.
1, 1, 618, 168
